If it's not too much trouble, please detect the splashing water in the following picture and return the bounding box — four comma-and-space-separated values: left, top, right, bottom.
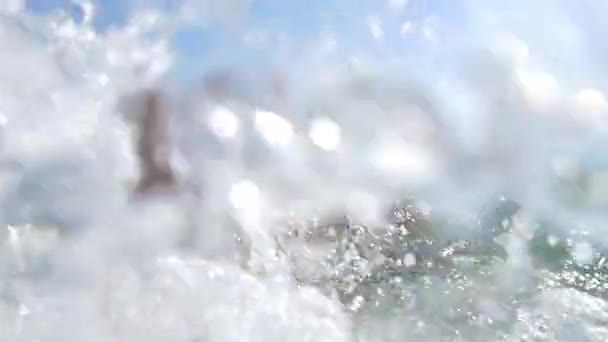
2, 0, 608, 341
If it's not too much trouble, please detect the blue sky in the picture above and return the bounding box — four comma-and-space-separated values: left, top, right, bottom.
24, 0, 463, 81
23, 0, 608, 87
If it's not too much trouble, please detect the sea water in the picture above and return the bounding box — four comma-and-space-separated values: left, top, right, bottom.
1, 0, 608, 341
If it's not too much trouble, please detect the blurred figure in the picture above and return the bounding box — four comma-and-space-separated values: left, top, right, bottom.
122, 86, 252, 270
131, 89, 177, 196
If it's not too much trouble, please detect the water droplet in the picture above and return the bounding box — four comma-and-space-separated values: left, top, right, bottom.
254, 109, 294, 146
547, 235, 559, 247
309, 117, 341, 151
403, 253, 416, 267
229, 179, 262, 223
208, 106, 240, 140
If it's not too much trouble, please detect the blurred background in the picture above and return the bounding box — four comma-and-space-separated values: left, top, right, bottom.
2, 0, 608, 341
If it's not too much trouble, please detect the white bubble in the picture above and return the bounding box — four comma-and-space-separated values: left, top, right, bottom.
208, 106, 240, 140
573, 88, 608, 123
18, 303, 29, 316
516, 69, 560, 109
254, 109, 294, 146
547, 235, 560, 247
370, 136, 434, 182
309, 117, 341, 151
400, 22, 415, 36
367, 16, 384, 41
97, 74, 110, 86
422, 16, 440, 44
78, 0, 96, 24
575, 88, 607, 111
403, 253, 416, 267
229, 179, 260, 211
573, 241, 594, 265
387, 0, 408, 11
